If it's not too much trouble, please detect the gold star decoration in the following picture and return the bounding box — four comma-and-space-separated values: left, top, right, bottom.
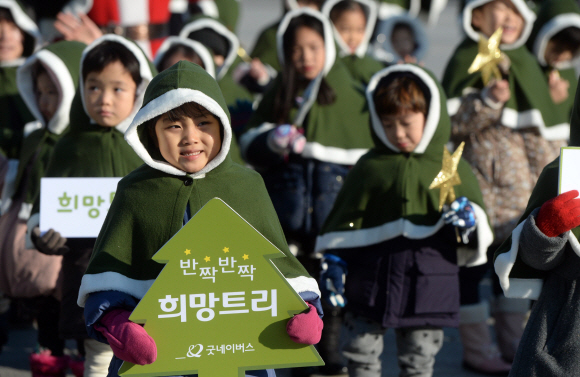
204, 256, 211, 262
429, 142, 465, 212
467, 27, 504, 86
184, 249, 191, 255
242, 254, 249, 260
223, 247, 229, 253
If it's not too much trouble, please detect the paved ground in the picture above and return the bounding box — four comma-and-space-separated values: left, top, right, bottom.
0, 1, 488, 376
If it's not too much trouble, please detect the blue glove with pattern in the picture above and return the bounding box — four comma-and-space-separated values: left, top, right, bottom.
320, 254, 347, 307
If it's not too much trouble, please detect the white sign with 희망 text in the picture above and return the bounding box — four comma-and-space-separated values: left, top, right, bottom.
39, 177, 121, 238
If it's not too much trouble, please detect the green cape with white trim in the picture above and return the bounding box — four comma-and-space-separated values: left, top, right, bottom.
526, 0, 580, 119
78, 61, 318, 306
442, 0, 569, 141
316, 64, 493, 268
9, 41, 86, 220
493, 81, 580, 300
241, 8, 373, 166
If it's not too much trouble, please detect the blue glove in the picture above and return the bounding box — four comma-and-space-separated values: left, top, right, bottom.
444, 197, 476, 243
320, 254, 347, 307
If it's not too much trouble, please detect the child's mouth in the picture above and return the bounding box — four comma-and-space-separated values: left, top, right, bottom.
181, 151, 202, 160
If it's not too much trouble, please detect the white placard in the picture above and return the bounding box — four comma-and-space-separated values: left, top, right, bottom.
40, 177, 121, 238
559, 147, 580, 196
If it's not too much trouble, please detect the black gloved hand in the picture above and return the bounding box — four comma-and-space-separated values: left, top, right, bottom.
31, 227, 70, 255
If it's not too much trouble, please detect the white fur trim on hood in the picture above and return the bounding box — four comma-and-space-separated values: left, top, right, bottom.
463, 0, 536, 50
534, 13, 580, 69
124, 88, 232, 178
0, 0, 41, 48
179, 18, 239, 81
371, 13, 428, 64
321, 0, 377, 58
276, 7, 337, 77
153, 36, 216, 78
365, 64, 441, 154
79, 34, 154, 134
17, 49, 76, 135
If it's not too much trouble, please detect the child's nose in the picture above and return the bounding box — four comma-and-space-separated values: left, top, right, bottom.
183, 126, 200, 143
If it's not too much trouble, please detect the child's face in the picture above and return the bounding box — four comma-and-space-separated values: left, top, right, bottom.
333, 9, 366, 53
391, 27, 415, 59
545, 40, 574, 67
291, 26, 325, 80
381, 111, 425, 152
154, 112, 222, 174
0, 18, 24, 61
35, 71, 59, 122
84, 60, 137, 127
471, 0, 524, 45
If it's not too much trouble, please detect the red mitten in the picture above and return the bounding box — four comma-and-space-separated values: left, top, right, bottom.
536, 190, 580, 237
93, 309, 157, 365
286, 303, 323, 345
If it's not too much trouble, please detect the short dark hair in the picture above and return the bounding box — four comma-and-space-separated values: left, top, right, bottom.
550, 26, 580, 57
82, 41, 143, 87
157, 44, 205, 72
329, 1, 367, 24
31, 61, 48, 92
374, 75, 429, 118
145, 102, 224, 146
0, 7, 35, 57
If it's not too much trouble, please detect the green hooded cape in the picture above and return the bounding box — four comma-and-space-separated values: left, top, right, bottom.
0, 0, 41, 159
241, 7, 373, 166
442, 0, 570, 141
77, 61, 319, 306
2, 41, 87, 222
315, 64, 493, 267
26, 35, 156, 234
321, 0, 384, 86
250, 21, 281, 72
526, 0, 580, 119
493, 79, 580, 300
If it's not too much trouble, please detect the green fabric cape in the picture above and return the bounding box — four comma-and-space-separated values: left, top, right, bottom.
315, 64, 493, 267
443, 0, 569, 141
321, 0, 384, 86
7, 41, 87, 220
0, 0, 41, 159
240, 8, 373, 166
78, 61, 319, 306
526, 0, 580, 119
493, 80, 580, 300
27, 35, 156, 231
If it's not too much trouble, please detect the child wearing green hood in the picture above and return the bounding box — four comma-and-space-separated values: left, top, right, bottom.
442, 0, 569, 372
77, 61, 323, 377
27, 34, 155, 377
316, 64, 492, 377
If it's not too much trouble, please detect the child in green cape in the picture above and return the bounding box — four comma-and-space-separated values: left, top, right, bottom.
0, 0, 40, 161
27, 34, 155, 377
0, 40, 86, 377
526, 0, 580, 119
493, 85, 580, 377
322, 0, 385, 85
442, 0, 569, 372
316, 64, 492, 377
77, 61, 323, 377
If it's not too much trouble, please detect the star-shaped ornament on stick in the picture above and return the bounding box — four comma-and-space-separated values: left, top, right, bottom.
468, 27, 504, 86
429, 142, 465, 212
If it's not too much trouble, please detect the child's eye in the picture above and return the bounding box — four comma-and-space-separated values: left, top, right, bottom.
115, 88, 124, 93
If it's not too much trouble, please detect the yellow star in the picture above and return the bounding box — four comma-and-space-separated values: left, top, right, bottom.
204, 256, 211, 262
242, 254, 249, 260
429, 142, 465, 211
184, 249, 191, 255
467, 27, 504, 86
223, 247, 229, 253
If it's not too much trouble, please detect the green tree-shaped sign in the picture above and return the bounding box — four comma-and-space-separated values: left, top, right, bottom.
119, 198, 324, 377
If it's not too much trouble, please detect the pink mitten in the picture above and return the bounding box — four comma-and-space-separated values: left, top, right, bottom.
286, 303, 323, 345
93, 309, 157, 365
536, 190, 580, 237
267, 125, 306, 155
